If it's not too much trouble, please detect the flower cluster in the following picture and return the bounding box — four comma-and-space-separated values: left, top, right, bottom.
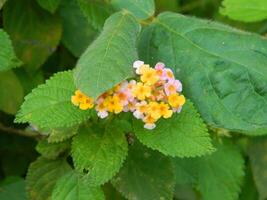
71, 61, 186, 129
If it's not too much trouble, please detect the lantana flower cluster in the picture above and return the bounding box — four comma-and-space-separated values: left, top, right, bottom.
71, 61, 186, 129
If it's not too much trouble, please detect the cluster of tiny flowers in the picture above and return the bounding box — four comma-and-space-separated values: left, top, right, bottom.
71, 61, 186, 130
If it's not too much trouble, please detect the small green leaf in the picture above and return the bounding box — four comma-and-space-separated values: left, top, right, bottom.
133, 101, 215, 157
15, 71, 91, 129
220, 0, 267, 22
173, 141, 245, 200
0, 177, 27, 200
248, 138, 267, 200
74, 11, 140, 99
0, 29, 22, 71
52, 170, 105, 200
0, 70, 24, 115
59, 0, 97, 57
3, 0, 62, 71
139, 12, 267, 135
36, 0, 61, 13
36, 139, 71, 159
48, 126, 78, 143
112, 141, 175, 200
111, 0, 155, 20
72, 122, 128, 186
26, 157, 71, 200
77, 0, 114, 31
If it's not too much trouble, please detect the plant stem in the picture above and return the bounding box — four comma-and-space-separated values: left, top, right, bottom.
0, 123, 39, 138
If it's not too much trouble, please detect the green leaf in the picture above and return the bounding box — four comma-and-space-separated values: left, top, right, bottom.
77, 0, 114, 31
0, 29, 22, 71
15, 71, 91, 129
220, 0, 267, 22
173, 141, 245, 200
48, 126, 78, 143
36, 139, 71, 159
59, 0, 97, 57
112, 141, 175, 200
139, 12, 267, 135
26, 157, 71, 200
3, 0, 62, 71
239, 165, 259, 200
52, 170, 104, 200
103, 183, 126, 200
72, 122, 128, 186
15, 68, 44, 94
36, 0, 61, 13
111, 0, 155, 20
172, 158, 198, 185
248, 138, 267, 200
174, 184, 197, 200
133, 101, 215, 157
74, 11, 140, 99
155, 0, 180, 13
0, 177, 27, 200
0, 70, 24, 115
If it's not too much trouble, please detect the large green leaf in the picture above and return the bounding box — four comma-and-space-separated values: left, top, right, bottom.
3, 0, 62, 71
36, 139, 71, 159
36, 0, 61, 13
77, 0, 114, 31
26, 157, 71, 200
139, 12, 267, 135
111, 0, 155, 20
0, 177, 27, 200
248, 138, 267, 200
59, 0, 97, 57
72, 122, 128, 186
133, 101, 215, 157
0, 29, 22, 71
112, 142, 175, 200
103, 183, 126, 200
0, 70, 24, 115
48, 126, 78, 143
220, 0, 267, 22
173, 141, 245, 200
74, 11, 140, 98
52, 171, 104, 200
15, 71, 91, 129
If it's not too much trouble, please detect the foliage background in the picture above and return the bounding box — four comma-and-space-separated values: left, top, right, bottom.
0, 0, 267, 200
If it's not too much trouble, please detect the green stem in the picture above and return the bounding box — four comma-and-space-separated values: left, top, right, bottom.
0, 123, 40, 138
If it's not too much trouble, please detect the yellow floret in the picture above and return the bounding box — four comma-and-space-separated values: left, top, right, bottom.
132, 82, 151, 100
158, 102, 173, 118
143, 114, 158, 124
79, 97, 94, 110
140, 67, 159, 85
104, 95, 123, 114
147, 101, 161, 120
168, 94, 186, 108
71, 90, 85, 105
